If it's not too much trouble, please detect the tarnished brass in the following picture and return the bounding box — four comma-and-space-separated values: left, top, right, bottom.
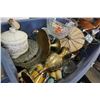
50, 72, 56, 79
36, 29, 50, 61
19, 47, 68, 83
19, 64, 45, 83
45, 47, 68, 69
37, 29, 61, 61
35, 73, 46, 83
31, 47, 68, 79
30, 64, 44, 78
19, 69, 46, 83
50, 39, 61, 49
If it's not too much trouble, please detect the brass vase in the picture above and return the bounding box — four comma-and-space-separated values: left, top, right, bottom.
45, 47, 68, 70
31, 47, 68, 79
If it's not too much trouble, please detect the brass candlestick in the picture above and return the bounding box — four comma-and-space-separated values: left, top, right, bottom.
50, 39, 61, 49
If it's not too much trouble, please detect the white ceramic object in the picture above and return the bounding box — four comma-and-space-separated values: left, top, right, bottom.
8, 19, 20, 30
1, 27, 28, 59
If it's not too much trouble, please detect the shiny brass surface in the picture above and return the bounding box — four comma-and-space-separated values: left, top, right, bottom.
37, 29, 61, 61
50, 72, 56, 79
19, 64, 45, 83
35, 73, 46, 83
50, 39, 61, 49
29, 47, 68, 80
45, 47, 68, 69
30, 64, 44, 79
37, 29, 50, 61
18, 47, 74, 83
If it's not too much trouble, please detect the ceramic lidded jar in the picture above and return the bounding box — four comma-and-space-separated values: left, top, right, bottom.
1, 27, 29, 59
